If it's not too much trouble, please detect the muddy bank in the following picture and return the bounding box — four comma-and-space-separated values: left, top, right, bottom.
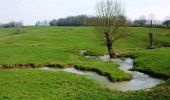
0, 63, 131, 82
74, 65, 131, 82
0, 63, 63, 69
131, 67, 170, 80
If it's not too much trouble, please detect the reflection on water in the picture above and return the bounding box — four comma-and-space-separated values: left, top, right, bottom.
40, 51, 165, 91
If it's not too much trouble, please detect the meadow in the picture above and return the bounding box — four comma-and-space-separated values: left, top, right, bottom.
0, 26, 169, 99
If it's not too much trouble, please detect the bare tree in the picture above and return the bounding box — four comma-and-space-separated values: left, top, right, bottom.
36, 21, 41, 26
148, 13, 155, 27
94, 0, 127, 58
139, 15, 147, 26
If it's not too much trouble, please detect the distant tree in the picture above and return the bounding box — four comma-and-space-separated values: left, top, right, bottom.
126, 18, 133, 26
163, 16, 170, 28
36, 21, 41, 26
1, 21, 23, 28
49, 15, 91, 26
148, 13, 155, 27
163, 20, 170, 27
49, 19, 58, 26
133, 20, 142, 26
3, 21, 15, 28
94, 0, 127, 58
57, 18, 66, 26
35, 20, 49, 26
139, 15, 147, 26
133, 16, 146, 27
44, 20, 48, 26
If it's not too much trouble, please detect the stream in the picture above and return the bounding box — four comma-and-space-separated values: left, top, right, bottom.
40, 50, 165, 91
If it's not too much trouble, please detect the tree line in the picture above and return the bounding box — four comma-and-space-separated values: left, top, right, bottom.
128, 15, 170, 28
0, 21, 23, 28
35, 15, 170, 28
0, 16, 169, 28
50, 15, 93, 26
36, 15, 96, 26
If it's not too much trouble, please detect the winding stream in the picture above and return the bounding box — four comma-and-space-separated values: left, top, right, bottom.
40, 50, 165, 91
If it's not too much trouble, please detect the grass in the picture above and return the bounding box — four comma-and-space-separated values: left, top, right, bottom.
0, 69, 124, 100
0, 26, 131, 81
125, 81, 170, 100
0, 26, 170, 99
0, 69, 169, 100
130, 47, 170, 79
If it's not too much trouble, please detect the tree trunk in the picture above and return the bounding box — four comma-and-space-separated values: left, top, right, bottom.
105, 32, 115, 58
150, 20, 153, 27
148, 33, 154, 49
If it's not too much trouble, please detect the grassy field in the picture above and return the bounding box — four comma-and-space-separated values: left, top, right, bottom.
0, 26, 170, 99
0, 69, 121, 100
131, 47, 170, 79
0, 69, 169, 100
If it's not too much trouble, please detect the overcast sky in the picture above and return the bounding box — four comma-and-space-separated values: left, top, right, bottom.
0, 0, 170, 25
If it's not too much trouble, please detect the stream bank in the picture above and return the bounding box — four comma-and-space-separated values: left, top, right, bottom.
40, 50, 165, 91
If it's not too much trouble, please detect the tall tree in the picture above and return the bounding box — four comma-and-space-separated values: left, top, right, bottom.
94, 0, 127, 58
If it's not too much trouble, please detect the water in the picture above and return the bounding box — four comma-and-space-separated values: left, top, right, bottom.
99, 55, 164, 91
40, 50, 165, 91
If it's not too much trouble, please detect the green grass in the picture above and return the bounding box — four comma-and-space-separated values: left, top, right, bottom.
0, 26, 131, 81
125, 81, 170, 100
0, 69, 124, 100
130, 47, 170, 79
0, 26, 170, 99
113, 27, 170, 50
0, 69, 169, 100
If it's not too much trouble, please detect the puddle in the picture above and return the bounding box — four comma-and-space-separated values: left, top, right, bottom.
40, 50, 165, 92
